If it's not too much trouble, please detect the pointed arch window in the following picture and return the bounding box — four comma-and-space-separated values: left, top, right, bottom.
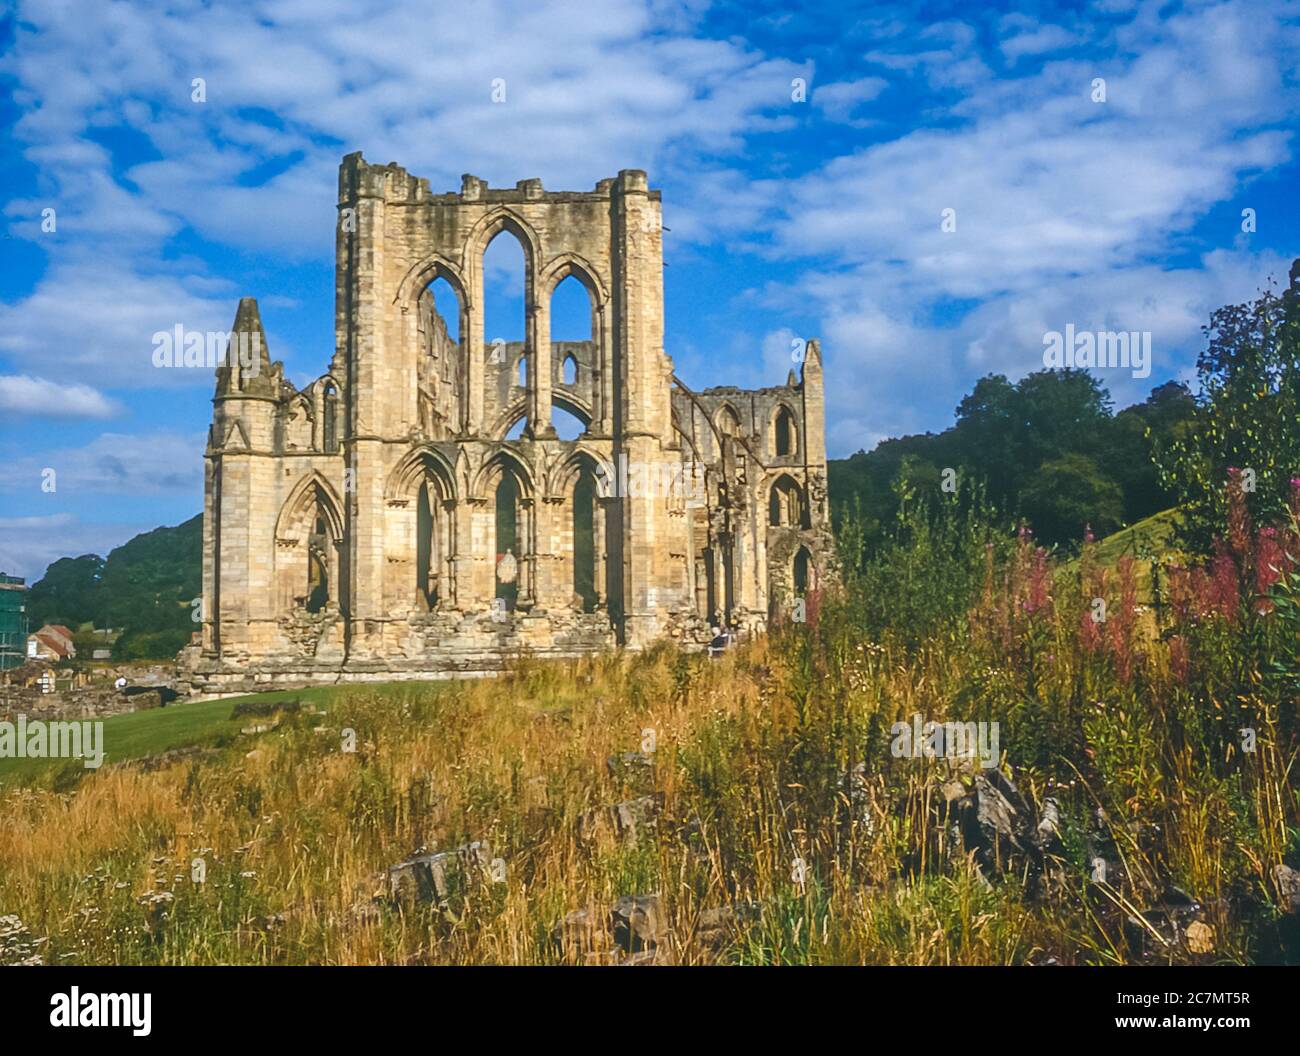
774, 406, 796, 457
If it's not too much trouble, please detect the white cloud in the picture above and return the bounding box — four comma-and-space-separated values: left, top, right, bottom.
0, 513, 154, 584
814, 77, 889, 124
0, 374, 121, 419
0, 431, 206, 497
1, 0, 804, 258
0, 258, 240, 389
755, 1, 1300, 451
1, 0, 1297, 469
997, 16, 1080, 62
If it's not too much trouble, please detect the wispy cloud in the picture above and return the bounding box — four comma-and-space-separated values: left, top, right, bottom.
0, 374, 121, 418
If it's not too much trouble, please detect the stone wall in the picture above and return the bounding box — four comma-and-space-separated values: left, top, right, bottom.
185, 155, 835, 695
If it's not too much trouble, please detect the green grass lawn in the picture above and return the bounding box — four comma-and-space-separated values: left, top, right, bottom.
0, 685, 350, 784
1087, 507, 1183, 566
1060, 507, 1184, 610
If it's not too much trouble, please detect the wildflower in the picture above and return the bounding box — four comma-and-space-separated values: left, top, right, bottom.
1168, 635, 1190, 685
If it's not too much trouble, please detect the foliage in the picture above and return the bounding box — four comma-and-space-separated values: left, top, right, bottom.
1020, 453, 1125, 545
1154, 262, 1300, 555
26, 516, 201, 659
835, 468, 1006, 649
830, 371, 1193, 550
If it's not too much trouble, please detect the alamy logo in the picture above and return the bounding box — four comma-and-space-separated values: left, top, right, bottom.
1042, 324, 1150, 378
151, 325, 262, 374
0, 716, 104, 769
592, 455, 706, 504
49, 987, 151, 1036
890, 713, 1001, 769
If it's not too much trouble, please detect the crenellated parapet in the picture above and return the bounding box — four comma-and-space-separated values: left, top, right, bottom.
185, 155, 833, 695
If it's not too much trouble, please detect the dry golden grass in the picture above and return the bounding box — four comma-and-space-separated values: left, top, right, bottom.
0, 605, 1295, 966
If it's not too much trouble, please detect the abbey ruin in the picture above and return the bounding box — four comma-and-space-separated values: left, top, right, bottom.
182, 153, 834, 694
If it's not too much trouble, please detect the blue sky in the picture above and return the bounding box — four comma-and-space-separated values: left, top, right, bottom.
1, 0, 1298, 582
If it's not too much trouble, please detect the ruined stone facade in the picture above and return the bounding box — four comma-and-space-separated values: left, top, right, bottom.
183, 153, 833, 694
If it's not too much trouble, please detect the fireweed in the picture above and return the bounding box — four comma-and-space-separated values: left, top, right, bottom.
0, 489, 1295, 965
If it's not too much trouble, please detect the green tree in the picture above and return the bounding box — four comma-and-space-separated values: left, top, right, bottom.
1154, 261, 1300, 552
1020, 454, 1124, 546
25, 516, 203, 660
26, 554, 105, 628
1099, 381, 1196, 524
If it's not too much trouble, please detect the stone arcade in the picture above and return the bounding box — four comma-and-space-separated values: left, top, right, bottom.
181, 154, 834, 694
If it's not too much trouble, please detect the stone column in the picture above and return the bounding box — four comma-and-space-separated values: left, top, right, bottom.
442, 499, 459, 609
527, 293, 555, 438
594, 495, 609, 609
518, 497, 536, 608
595, 304, 611, 435
467, 262, 485, 435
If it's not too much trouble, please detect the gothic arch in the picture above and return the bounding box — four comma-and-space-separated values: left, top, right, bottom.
768, 473, 808, 528
393, 252, 470, 311
385, 445, 458, 503
539, 253, 609, 305
793, 546, 815, 595
274, 472, 345, 616
491, 392, 593, 440
276, 471, 344, 542
550, 446, 614, 500
283, 392, 315, 451
472, 447, 537, 500
772, 402, 798, 458
466, 207, 543, 271
715, 402, 743, 437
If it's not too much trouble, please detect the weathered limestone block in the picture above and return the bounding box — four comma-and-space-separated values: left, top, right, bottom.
387, 840, 492, 905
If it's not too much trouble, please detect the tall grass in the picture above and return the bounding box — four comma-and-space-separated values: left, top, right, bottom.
1, 488, 1296, 965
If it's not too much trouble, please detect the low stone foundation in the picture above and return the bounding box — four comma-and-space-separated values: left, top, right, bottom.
179, 609, 620, 696
178, 606, 735, 697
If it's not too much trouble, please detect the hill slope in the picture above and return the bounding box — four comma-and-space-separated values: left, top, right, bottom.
26, 515, 201, 659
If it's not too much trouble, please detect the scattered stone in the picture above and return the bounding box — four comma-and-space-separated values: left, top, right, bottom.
1273, 864, 1300, 914
127, 690, 165, 710
943, 768, 1042, 877
578, 794, 661, 845
606, 751, 655, 785
552, 894, 670, 961
1185, 920, 1215, 954
552, 907, 609, 956
1036, 798, 1062, 845
1124, 886, 1204, 955
128, 745, 218, 773
612, 894, 667, 953
694, 905, 744, 951
940, 778, 968, 804
387, 841, 492, 905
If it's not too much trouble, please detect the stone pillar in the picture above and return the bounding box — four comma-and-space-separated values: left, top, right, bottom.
468, 497, 494, 608
594, 495, 609, 609
342, 179, 390, 657
596, 304, 612, 435
467, 266, 485, 436
442, 499, 459, 609
610, 169, 691, 644
519, 497, 536, 608
527, 294, 555, 438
